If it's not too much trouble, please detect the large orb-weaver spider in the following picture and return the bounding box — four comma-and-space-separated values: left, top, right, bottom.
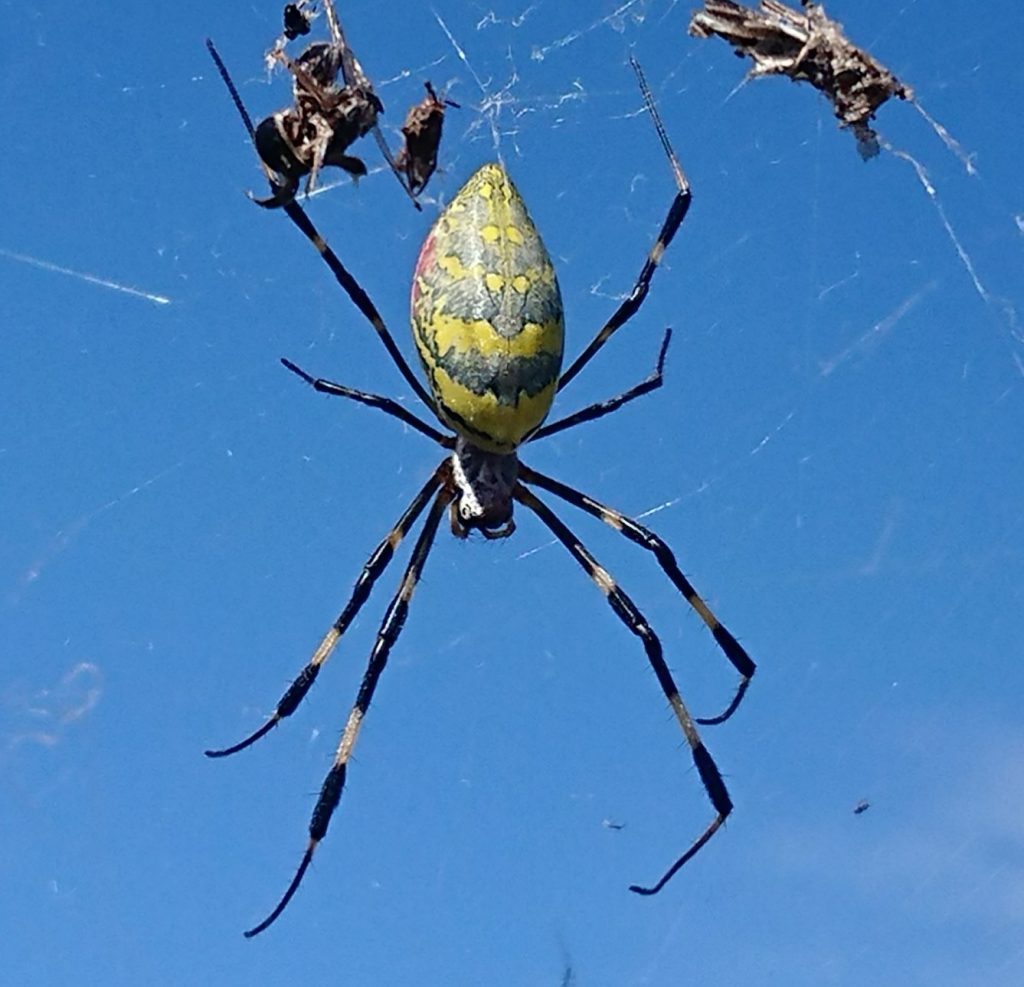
208, 43, 756, 937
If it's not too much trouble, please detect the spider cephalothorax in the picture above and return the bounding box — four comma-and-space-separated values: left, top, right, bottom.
449, 438, 519, 539
209, 34, 757, 937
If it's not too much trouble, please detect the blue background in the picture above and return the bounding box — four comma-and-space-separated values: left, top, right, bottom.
3, 1, 1022, 983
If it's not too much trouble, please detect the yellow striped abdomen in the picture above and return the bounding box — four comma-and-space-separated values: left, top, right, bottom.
411, 163, 564, 453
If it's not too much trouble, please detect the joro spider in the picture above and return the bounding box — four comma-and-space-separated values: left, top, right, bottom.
208, 46, 756, 937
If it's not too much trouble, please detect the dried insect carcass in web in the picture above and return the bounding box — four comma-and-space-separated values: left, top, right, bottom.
394, 82, 460, 196
690, 0, 913, 158
240, 1, 448, 210
253, 3, 385, 207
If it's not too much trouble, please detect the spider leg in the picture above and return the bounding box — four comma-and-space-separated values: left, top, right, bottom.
206, 40, 258, 136
205, 40, 438, 415
518, 465, 754, 725
244, 483, 452, 937
281, 358, 452, 446
206, 40, 300, 205
529, 328, 671, 443
277, 199, 438, 412
205, 464, 446, 760
557, 58, 691, 394
514, 484, 731, 895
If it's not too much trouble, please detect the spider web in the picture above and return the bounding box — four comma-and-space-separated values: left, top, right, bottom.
2, 0, 1022, 982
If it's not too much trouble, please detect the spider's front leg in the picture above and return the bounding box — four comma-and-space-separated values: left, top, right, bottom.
556, 58, 692, 394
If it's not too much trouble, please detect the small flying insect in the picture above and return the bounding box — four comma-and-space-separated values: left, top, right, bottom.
208, 48, 757, 936
281, 2, 313, 41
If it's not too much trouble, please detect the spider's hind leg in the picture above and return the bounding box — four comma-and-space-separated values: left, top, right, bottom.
514, 482, 732, 895
518, 465, 755, 725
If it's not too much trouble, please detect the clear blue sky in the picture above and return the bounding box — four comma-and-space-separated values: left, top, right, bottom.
4, 1, 1022, 983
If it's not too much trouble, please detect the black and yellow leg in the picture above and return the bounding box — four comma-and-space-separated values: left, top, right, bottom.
281, 358, 451, 445
518, 465, 755, 725
206, 40, 438, 416
514, 484, 731, 895
556, 60, 691, 394
245, 485, 453, 937
205, 465, 447, 760
530, 329, 672, 442
277, 200, 439, 413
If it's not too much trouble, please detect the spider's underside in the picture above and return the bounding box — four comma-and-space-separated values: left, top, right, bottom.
208, 42, 757, 938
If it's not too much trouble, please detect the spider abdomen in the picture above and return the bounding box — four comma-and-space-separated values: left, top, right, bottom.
411, 163, 564, 454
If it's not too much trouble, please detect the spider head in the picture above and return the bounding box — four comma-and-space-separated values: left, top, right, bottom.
449, 438, 518, 540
